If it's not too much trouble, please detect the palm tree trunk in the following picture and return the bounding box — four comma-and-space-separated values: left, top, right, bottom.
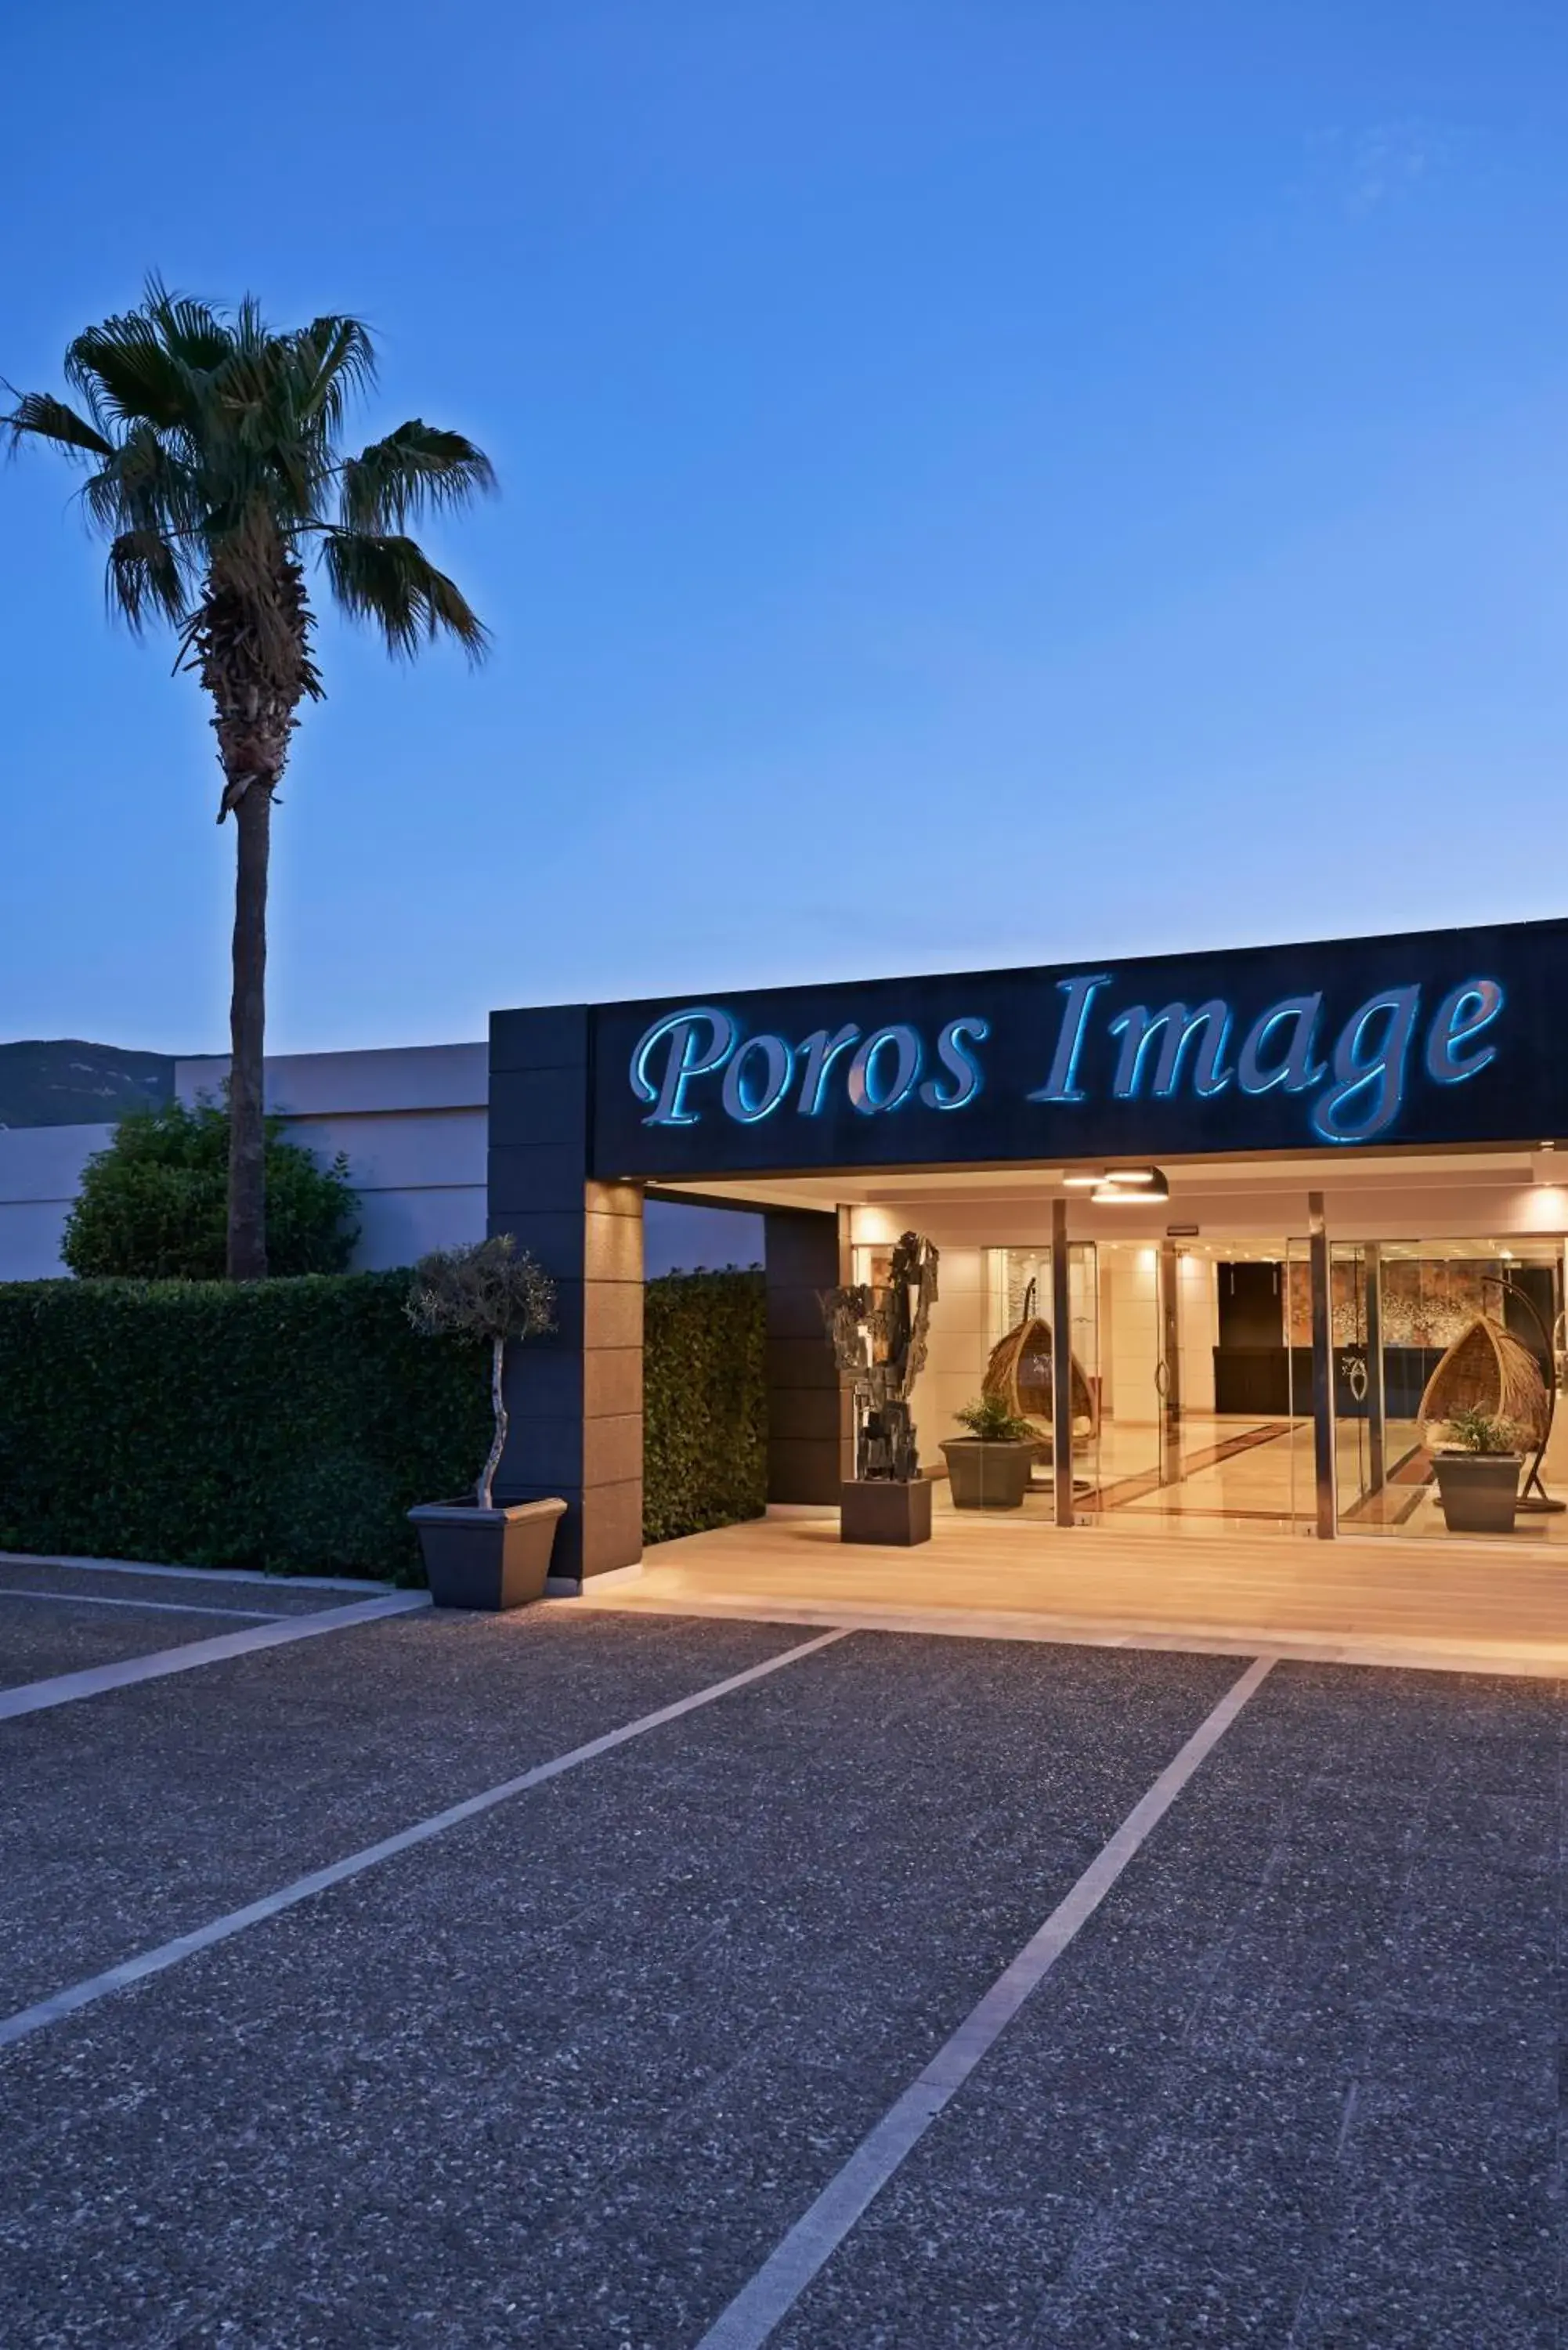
227, 783, 271, 1279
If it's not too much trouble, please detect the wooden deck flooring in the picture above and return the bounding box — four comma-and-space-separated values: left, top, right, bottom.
571, 1509, 1568, 1676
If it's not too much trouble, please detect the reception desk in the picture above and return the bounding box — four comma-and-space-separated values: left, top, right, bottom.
1213, 1346, 1451, 1421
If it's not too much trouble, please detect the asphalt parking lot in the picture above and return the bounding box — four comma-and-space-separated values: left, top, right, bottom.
0, 1553, 1561, 2348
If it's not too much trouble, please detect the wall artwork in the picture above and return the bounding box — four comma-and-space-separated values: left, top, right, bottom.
1285, 1258, 1503, 1350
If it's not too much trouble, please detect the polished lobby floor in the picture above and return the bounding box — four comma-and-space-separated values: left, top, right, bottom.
1051, 1408, 1568, 1544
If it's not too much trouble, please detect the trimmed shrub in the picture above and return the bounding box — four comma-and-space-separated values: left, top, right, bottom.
643, 1269, 766, 1543
0, 1264, 768, 1580
61, 1100, 359, 1280
0, 1274, 490, 1581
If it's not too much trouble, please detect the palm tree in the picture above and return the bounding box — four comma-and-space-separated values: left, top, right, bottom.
4, 280, 494, 1277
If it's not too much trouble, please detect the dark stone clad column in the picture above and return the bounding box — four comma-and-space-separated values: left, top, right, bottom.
765, 1207, 847, 1504
487, 1007, 644, 1582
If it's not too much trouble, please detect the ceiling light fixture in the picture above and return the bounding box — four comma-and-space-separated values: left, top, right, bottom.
1091, 1166, 1170, 1205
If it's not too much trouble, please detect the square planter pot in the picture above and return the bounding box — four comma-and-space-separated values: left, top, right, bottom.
408, 1496, 568, 1609
1432, 1452, 1522, 1537
840, 1477, 933, 1546
940, 1437, 1036, 1510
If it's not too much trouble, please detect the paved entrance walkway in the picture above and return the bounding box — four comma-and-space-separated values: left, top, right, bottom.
582, 1508, 1568, 1675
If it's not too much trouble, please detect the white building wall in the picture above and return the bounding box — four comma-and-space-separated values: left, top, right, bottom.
0, 1123, 118, 1278
178, 1047, 491, 1273
0, 1039, 761, 1282
0, 1043, 490, 1279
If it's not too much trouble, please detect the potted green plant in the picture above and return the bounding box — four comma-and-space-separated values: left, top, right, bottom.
1432, 1407, 1523, 1537
940, 1394, 1040, 1510
406, 1235, 565, 1608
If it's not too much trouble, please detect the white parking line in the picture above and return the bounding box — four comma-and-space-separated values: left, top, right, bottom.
0, 1592, 431, 1722
0, 1627, 850, 2050
0, 1550, 392, 1594
694, 1652, 1278, 2350
0, 1588, 285, 1621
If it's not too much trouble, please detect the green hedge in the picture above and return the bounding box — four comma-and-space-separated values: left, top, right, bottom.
0, 1274, 491, 1582
642, 1269, 767, 1543
0, 1264, 768, 1580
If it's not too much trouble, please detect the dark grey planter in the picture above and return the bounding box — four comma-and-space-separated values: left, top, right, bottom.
408, 1496, 567, 1609
940, 1437, 1037, 1510
840, 1477, 933, 1546
1432, 1452, 1522, 1537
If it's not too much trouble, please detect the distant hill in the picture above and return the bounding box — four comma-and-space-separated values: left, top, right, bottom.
0, 1040, 176, 1130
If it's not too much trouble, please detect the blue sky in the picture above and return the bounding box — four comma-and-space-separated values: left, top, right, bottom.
2, 1, 1566, 1055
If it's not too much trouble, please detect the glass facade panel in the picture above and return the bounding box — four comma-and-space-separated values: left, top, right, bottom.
1329, 1238, 1565, 1538
981, 1237, 1310, 1533
877, 1225, 1568, 1542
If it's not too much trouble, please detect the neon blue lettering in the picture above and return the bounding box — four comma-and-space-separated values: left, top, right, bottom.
1237, 996, 1326, 1096
630, 1007, 737, 1126
1425, 979, 1504, 1083
795, 1024, 860, 1115
721, 1033, 793, 1123
847, 1025, 923, 1114
1107, 1001, 1230, 1099
920, 1016, 989, 1110
1313, 987, 1421, 1142
1029, 974, 1111, 1103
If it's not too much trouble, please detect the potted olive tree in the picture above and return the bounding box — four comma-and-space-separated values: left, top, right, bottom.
1432, 1407, 1523, 1537
940, 1394, 1040, 1510
406, 1235, 565, 1608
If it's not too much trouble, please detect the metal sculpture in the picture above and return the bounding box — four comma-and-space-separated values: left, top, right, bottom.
822, 1230, 940, 1482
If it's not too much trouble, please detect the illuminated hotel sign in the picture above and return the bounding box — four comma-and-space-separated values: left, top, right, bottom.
629, 977, 1503, 1145
590, 921, 1566, 1177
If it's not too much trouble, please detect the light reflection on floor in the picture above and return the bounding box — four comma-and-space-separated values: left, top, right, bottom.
940, 1407, 1568, 1543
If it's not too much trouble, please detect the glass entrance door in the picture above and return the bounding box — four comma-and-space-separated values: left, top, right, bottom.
1330, 1242, 1386, 1530
1086, 1242, 1174, 1511
1329, 1239, 1566, 1536
985, 1237, 1309, 1531
978, 1242, 1101, 1509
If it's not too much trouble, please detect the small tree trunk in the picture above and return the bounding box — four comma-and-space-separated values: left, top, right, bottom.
479, 1333, 508, 1509
227, 783, 271, 1280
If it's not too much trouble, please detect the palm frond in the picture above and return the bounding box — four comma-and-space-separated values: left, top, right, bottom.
2, 387, 114, 461
204, 298, 288, 440
338, 421, 497, 532
294, 317, 378, 433
82, 424, 203, 541
64, 310, 205, 432
319, 528, 490, 660
138, 276, 233, 375
107, 528, 191, 632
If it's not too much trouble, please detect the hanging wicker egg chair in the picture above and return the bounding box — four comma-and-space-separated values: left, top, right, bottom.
1416, 1314, 1549, 1445
982, 1317, 1098, 1437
